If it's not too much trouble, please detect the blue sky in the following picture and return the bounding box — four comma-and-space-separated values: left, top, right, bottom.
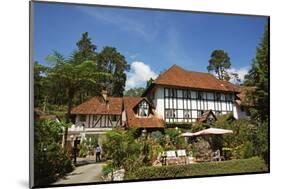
33, 2, 268, 89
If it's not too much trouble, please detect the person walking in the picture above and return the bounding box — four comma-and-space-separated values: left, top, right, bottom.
95, 144, 102, 162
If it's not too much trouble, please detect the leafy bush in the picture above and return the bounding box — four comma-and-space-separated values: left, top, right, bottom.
78, 136, 99, 157
164, 128, 187, 150
102, 129, 145, 172
125, 157, 268, 180
34, 120, 73, 186
209, 114, 268, 161
151, 131, 165, 145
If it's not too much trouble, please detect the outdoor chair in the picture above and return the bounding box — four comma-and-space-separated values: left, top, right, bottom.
211, 149, 223, 161
176, 149, 188, 165
166, 150, 179, 165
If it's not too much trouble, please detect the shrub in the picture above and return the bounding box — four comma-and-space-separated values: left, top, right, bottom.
125, 157, 268, 180
102, 129, 144, 172
34, 120, 74, 186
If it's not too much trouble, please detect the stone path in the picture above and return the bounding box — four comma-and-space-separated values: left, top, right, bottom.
53, 162, 106, 185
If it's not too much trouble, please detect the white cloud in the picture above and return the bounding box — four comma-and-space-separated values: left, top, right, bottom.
126, 61, 158, 90
228, 67, 250, 83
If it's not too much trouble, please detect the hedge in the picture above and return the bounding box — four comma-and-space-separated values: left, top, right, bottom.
125, 157, 268, 180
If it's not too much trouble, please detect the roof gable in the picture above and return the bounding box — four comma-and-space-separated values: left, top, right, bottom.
151, 64, 239, 92
71, 96, 123, 115
123, 97, 164, 128
197, 110, 217, 123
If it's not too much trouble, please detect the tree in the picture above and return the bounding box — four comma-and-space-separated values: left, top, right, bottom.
124, 87, 145, 97
146, 78, 154, 88
244, 25, 269, 122
207, 50, 231, 80
34, 120, 73, 185
75, 32, 97, 59
97, 47, 130, 96
46, 51, 110, 147
34, 62, 48, 107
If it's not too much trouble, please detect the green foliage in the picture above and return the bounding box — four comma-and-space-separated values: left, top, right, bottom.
207, 49, 231, 80
164, 128, 186, 149
151, 131, 165, 146
97, 46, 130, 96
124, 87, 145, 97
241, 141, 254, 159
34, 120, 73, 186
34, 32, 129, 123
78, 136, 99, 157
102, 129, 144, 172
125, 157, 268, 180
244, 24, 269, 122
146, 78, 154, 88
210, 114, 268, 162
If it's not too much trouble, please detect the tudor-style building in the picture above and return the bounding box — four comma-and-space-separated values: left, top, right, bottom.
69, 91, 164, 143
143, 65, 245, 123
69, 64, 248, 143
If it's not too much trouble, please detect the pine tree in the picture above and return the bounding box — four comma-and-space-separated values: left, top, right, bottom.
244, 24, 269, 121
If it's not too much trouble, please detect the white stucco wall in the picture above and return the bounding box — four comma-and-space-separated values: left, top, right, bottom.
154, 86, 165, 119
153, 86, 237, 123
233, 103, 247, 119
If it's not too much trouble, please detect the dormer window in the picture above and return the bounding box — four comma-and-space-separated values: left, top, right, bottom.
138, 100, 149, 117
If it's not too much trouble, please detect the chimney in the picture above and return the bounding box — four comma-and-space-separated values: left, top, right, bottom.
101, 90, 108, 102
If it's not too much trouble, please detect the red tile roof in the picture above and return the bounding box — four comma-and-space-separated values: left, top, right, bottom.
197, 110, 217, 123
151, 64, 239, 92
71, 96, 122, 115
123, 97, 165, 128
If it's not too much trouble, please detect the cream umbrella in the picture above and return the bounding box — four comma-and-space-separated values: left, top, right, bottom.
180, 131, 195, 137
193, 128, 233, 136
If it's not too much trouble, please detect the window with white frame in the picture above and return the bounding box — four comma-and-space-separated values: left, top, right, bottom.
183, 110, 191, 118
183, 90, 191, 99
79, 115, 86, 122
197, 91, 203, 100
138, 100, 149, 117
111, 115, 118, 122
165, 109, 176, 119
225, 93, 232, 101
215, 93, 221, 101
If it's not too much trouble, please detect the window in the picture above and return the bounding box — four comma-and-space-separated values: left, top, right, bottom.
215, 93, 221, 101
167, 88, 177, 98
225, 94, 232, 101
79, 115, 86, 122
183, 90, 191, 99
197, 110, 204, 117
93, 115, 97, 121
165, 109, 176, 119
197, 92, 203, 100
111, 115, 118, 121
138, 100, 149, 117
183, 110, 191, 118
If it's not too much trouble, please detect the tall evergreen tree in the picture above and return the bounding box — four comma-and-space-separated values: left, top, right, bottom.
207, 50, 231, 80
75, 32, 97, 60
244, 25, 269, 121
97, 47, 130, 96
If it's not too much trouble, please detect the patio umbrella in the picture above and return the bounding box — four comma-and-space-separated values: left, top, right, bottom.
193, 128, 233, 136
180, 131, 195, 137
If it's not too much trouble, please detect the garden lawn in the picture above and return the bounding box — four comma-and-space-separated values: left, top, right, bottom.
125, 157, 268, 180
